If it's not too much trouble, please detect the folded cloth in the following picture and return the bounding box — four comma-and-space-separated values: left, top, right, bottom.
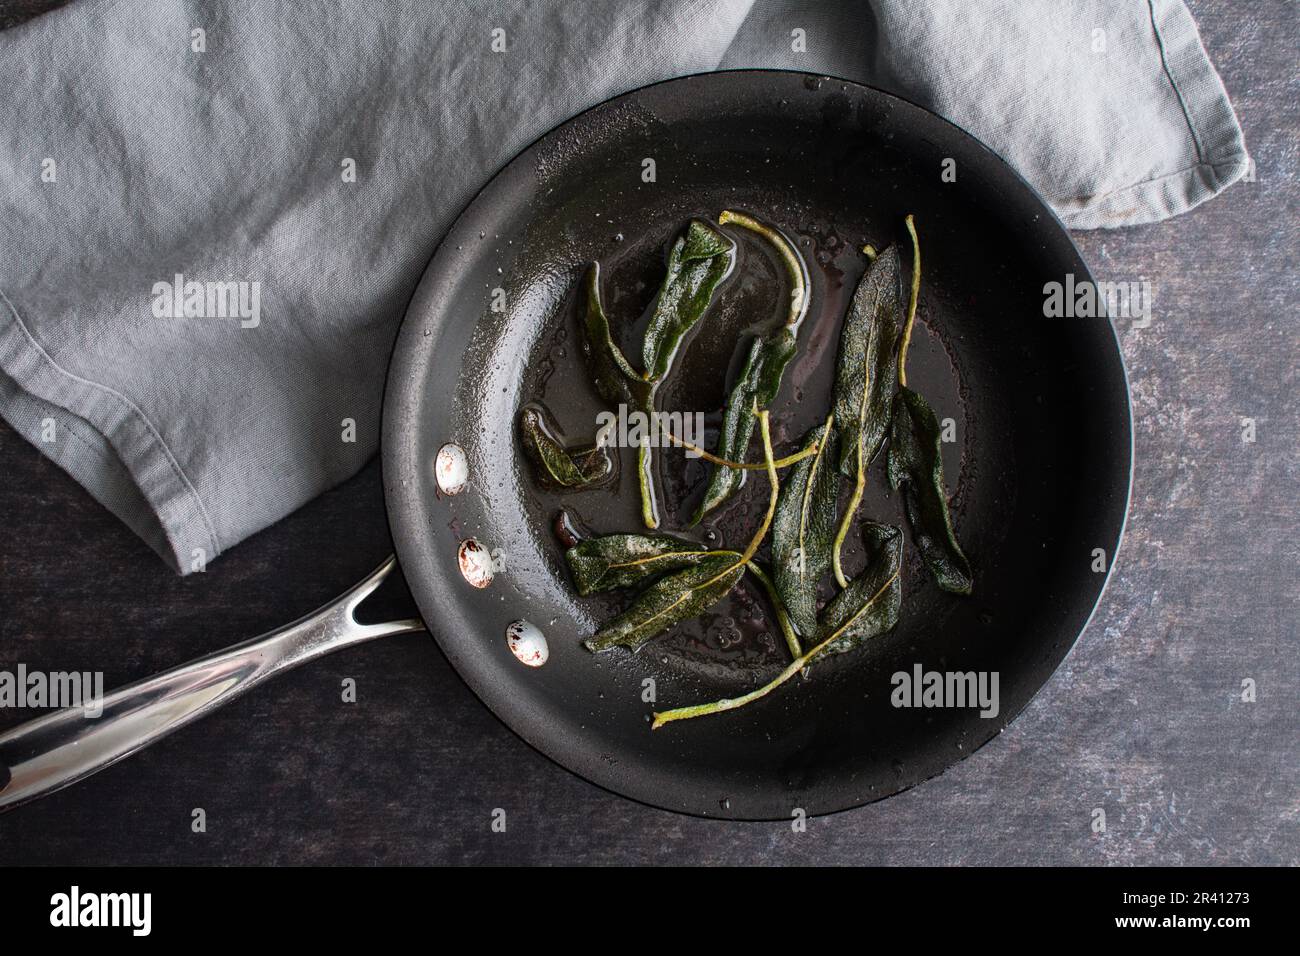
0, 0, 1246, 573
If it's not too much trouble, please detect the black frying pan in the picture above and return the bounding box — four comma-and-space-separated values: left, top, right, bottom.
0, 71, 1130, 820
386, 70, 1131, 818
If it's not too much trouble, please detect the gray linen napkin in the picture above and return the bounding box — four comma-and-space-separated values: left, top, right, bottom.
0, 0, 1246, 573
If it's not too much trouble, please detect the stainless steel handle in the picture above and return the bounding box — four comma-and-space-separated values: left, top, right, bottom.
0, 557, 423, 811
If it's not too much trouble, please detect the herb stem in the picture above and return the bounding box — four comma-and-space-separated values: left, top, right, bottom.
609, 550, 716, 570
701, 407, 780, 591
799, 414, 835, 577
834, 356, 872, 589
737, 409, 780, 566
664, 431, 817, 470
638, 441, 659, 529
897, 215, 921, 387
831, 468, 865, 588
652, 568, 900, 728
718, 210, 809, 331
743, 561, 802, 659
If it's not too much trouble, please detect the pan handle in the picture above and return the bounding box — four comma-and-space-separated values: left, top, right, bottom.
0, 557, 424, 812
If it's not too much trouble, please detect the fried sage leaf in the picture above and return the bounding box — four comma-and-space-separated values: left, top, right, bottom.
579, 264, 651, 410
816, 521, 904, 655
832, 244, 906, 479
519, 404, 613, 490
641, 220, 737, 381
692, 211, 808, 523
770, 416, 838, 638
585, 553, 744, 652
652, 522, 900, 729
829, 242, 907, 586
691, 329, 798, 522
887, 386, 972, 594
565, 533, 719, 596
580, 220, 735, 528
588, 409, 778, 654
742, 560, 802, 659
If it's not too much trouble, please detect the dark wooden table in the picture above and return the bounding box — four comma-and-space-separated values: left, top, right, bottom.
1, 1, 1295, 865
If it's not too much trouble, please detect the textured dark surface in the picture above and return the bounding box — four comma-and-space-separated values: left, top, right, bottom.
0, 1, 1295, 864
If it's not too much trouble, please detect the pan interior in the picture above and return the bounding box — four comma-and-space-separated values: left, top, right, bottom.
384, 72, 1130, 819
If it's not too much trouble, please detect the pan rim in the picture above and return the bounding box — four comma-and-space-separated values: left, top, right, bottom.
380, 68, 1134, 821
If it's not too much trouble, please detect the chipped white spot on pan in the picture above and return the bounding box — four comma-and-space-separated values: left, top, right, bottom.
506, 620, 548, 667
435, 442, 469, 495
458, 538, 493, 588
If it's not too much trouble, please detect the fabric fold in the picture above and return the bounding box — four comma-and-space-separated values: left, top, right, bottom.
0, 0, 1246, 574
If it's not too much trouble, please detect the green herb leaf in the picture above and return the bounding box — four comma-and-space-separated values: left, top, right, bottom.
690, 212, 808, 523
519, 404, 613, 490
742, 560, 802, 659
578, 263, 649, 409
640, 220, 737, 382
770, 416, 838, 638
651, 525, 900, 730
887, 386, 972, 594
816, 521, 904, 655
565, 533, 719, 596
580, 220, 734, 529
829, 242, 908, 586
690, 328, 799, 522
585, 553, 744, 652
832, 244, 906, 479
586, 407, 780, 655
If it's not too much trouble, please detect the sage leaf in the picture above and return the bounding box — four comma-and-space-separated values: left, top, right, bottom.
691, 329, 798, 522
580, 220, 735, 528
585, 553, 744, 653
742, 560, 802, 659
692, 211, 808, 522
887, 386, 972, 594
579, 264, 650, 410
586, 408, 778, 654
650, 522, 901, 729
770, 416, 838, 638
641, 219, 738, 381
832, 243, 906, 479
565, 533, 720, 596
519, 404, 613, 490
816, 521, 904, 655
829, 242, 908, 586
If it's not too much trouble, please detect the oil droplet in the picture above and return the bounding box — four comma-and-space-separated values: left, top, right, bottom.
506, 620, 548, 667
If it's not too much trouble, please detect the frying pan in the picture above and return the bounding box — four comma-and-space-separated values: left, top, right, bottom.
0, 71, 1131, 819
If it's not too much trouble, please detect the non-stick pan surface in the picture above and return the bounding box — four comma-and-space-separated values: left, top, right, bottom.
383, 71, 1131, 819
